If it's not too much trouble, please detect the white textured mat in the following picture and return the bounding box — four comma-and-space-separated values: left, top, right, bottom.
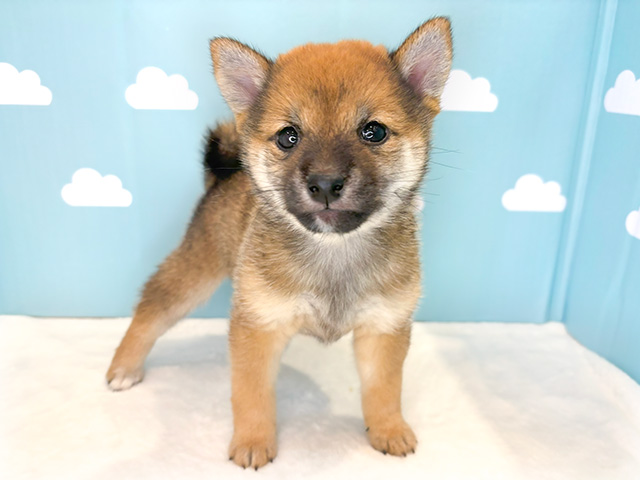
1, 316, 640, 480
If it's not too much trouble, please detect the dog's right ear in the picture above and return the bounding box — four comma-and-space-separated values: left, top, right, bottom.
391, 17, 453, 112
209, 38, 271, 117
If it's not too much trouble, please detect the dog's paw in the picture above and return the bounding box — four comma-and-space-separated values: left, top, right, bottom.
367, 419, 417, 457
106, 366, 144, 391
228, 434, 277, 470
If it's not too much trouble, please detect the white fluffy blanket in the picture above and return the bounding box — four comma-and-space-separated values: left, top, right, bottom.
1, 317, 639, 479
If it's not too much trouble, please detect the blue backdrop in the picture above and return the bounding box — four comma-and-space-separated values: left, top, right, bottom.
1, 0, 638, 382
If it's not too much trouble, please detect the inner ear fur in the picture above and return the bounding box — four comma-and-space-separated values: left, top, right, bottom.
391, 17, 453, 110
209, 37, 272, 117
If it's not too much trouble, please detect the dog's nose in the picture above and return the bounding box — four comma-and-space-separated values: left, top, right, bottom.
307, 174, 344, 206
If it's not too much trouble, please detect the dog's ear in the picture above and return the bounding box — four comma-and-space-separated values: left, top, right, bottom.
209, 38, 271, 116
392, 17, 453, 108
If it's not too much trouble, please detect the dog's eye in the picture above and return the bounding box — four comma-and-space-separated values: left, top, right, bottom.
360, 121, 387, 143
276, 126, 299, 150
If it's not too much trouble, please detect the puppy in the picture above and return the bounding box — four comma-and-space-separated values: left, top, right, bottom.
107, 17, 452, 469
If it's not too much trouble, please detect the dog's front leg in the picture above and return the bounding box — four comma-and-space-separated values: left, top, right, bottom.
353, 322, 417, 456
228, 314, 293, 469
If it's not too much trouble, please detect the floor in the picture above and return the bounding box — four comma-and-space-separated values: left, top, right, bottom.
1, 316, 639, 479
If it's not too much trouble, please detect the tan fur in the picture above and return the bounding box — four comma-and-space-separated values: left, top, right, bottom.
354, 323, 416, 455
107, 17, 452, 469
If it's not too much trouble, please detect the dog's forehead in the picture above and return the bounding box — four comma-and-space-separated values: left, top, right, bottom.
275, 39, 390, 70
265, 40, 402, 127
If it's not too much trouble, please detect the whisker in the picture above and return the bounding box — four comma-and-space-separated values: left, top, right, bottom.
388, 180, 422, 185
253, 188, 287, 195
430, 161, 464, 171
431, 147, 461, 155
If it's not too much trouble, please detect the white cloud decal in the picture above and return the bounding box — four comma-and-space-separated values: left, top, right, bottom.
125, 67, 198, 110
440, 69, 498, 112
502, 174, 566, 212
604, 70, 640, 116
0, 62, 52, 106
61, 168, 132, 207
626, 208, 640, 240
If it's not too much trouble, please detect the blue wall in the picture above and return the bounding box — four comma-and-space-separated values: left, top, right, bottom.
562, 0, 640, 383
0, 1, 638, 379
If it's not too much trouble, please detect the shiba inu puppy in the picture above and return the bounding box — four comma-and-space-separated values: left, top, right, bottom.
107, 17, 452, 469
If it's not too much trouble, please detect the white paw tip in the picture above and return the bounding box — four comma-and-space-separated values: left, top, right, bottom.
107, 370, 142, 391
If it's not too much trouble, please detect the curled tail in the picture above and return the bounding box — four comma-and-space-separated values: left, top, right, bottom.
203, 121, 242, 190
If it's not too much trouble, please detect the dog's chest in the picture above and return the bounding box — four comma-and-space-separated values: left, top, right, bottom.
295, 289, 357, 342
245, 232, 401, 342
291, 243, 381, 342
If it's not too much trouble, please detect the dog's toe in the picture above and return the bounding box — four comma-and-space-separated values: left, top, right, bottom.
229, 435, 277, 470
106, 367, 144, 391
367, 419, 417, 457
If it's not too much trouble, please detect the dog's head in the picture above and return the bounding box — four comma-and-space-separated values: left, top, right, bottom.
210, 18, 452, 235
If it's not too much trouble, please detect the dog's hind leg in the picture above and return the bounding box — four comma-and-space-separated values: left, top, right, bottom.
106, 206, 227, 391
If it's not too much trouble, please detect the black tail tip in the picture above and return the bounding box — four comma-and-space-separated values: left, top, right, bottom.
203, 122, 242, 188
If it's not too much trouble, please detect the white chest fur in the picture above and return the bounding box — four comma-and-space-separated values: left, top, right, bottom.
298, 291, 413, 342
239, 228, 417, 342
243, 282, 415, 343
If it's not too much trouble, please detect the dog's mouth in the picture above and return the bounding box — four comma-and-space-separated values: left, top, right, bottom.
314, 209, 341, 224
293, 208, 371, 234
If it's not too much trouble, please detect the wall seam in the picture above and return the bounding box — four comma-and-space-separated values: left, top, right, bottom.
546, 0, 618, 323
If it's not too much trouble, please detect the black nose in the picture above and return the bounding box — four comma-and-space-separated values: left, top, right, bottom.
307, 174, 344, 206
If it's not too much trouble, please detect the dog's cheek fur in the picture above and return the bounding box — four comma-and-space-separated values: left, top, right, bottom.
241, 138, 286, 207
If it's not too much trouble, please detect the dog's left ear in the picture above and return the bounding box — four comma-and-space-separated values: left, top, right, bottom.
392, 17, 453, 109
209, 37, 272, 118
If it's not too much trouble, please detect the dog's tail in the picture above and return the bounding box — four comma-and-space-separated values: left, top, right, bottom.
203, 121, 242, 190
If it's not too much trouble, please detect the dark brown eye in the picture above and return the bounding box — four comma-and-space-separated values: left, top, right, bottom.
360, 121, 387, 143
276, 126, 299, 150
